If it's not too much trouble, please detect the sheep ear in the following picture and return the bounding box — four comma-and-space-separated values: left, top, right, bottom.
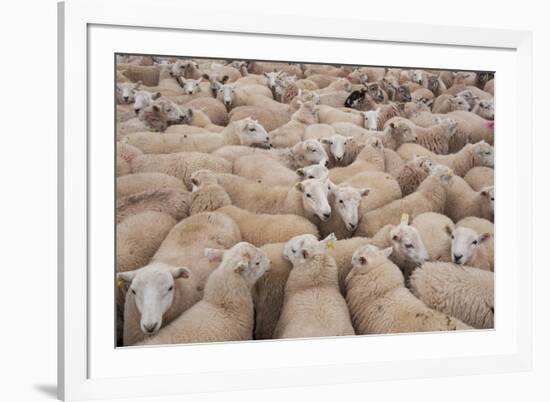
479, 233, 492, 243
152, 92, 162, 100
205, 248, 225, 263
359, 188, 370, 196
202, 73, 210, 80
197, 77, 203, 83
381, 247, 393, 258
234, 261, 247, 274
320, 138, 331, 144
296, 168, 305, 177
152, 105, 160, 112
321, 233, 337, 249
444, 224, 453, 236
301, 249, 309, 259
134, 81, 142, 89
295, 182, 304, 192
480, 189, 489, 196
357, 255, 367, 265
116, 271, 136, 287
186, 109, 194, 119
171, 267, 190, 279
221, 75, 230, 84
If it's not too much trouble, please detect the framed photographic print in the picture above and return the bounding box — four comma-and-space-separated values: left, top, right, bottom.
58, 0, 533, 400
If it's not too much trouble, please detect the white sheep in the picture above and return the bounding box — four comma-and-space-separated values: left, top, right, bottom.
444, 173, 494, 222
328, 137, 386, 184
449, 217, 494, 271
117, 261, 200, 346
409, 262, 494, 329
137, 242, 270, 345
116, 172, 186, 198
274, 234, 355, 338
345, 245, 471, 334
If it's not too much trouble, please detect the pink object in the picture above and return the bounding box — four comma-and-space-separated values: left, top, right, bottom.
488, 121, 495, 130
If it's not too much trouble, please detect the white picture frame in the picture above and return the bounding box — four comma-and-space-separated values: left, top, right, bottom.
58, 0, 533, 400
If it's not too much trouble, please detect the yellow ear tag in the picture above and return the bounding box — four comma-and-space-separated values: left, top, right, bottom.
234, 266, 244, 274
295, 182, 301, 188
116, 279, 126, 288
400, 213, 410, 225
326, 241, 335, 250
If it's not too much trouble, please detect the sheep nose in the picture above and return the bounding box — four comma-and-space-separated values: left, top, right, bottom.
324, 160, 329, 167
143, 323, 158, 333
123, 96, 129, 101
453, 254, 463, 263
323, 212, 331, 219
336, 156, 342, 161
349, 223, 357, 230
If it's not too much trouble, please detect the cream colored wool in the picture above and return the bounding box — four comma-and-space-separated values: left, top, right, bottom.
116, 188, 191, 224
130, 152, 232, 188
117, 104, 135, 124
211, 145, 266, 163
184, 97, 228, 126
123, 132, 222, 154
447, 111, 494, 145
120, 65, 160, 86
189, 171, 232, 215
302, 123, 336, 140
152, 211, 242, 292
329, 138, 386, 184
409, 262, 494, 329
345, 247, 471, 334
383, 148, 405, 178
411, 212, 454, 262
356, 170, 450, 237
464, 166, 494, 191
396, 158, 430, 196
138, 243, 268, 346
274, 253, 355, 339
116, 172, 185, 198
305, 74, 340, 89
444, 176, 493, 222
116, 211, 176, 273
117, 156, 131, 177
229, 105, 290, 132
484, 79, 494, 95
397, 142, 493, 177
233, 155, 298, 187
219, 205, 318, 247
268, 101, 321, 148
117, 141, 143, 164
317, 105, 364, 126
331, 122, 373, 138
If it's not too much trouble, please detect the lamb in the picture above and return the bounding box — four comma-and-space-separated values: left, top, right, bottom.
216, 174, 332, 223
345, 245, 471, 334
188, 169, 232, 214
268, 101, 321, 148
137, 242, 270, 346
321, 171, 402, 239
130, 151, 233, 188
390, 117, 458, 154
328, 137, 386, 184
117, 261, 201, 346
449, 217, 494, 271
397, 141, 494, 177
116, 81, 142, 104
218, 205, 319, 246
117, 211, 177, 273
444, 173, 494, 222
116, 188, 191, 224
464, 166, 494, 191
152, 211, 242, 292
409, 262, 494, 329
472, 98, 494, 120
356, 165, 453, 237
395, 155, 432, 196
273, 235, 355, 338
184, 97, 228, 126
117, 97, 191, 137
116, 172, 186, 198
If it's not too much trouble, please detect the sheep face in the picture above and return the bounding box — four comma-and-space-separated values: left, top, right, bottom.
413, 155, 435, 173
450, 227, 491, 265
207, 242, 271, 288
396, 86, 412, 102
296, 178, 332, 222
294, 139, 329, 166
321, 135, 352, 163
264, 71, 286, 89
473, 142, 494, 168
411, 70, 425, 85
362, 109, 380, 130
388, 121, 417, 144
170, 59, 197, 78
283, 233, 336, 266
331, 185, 369, 232
133, 91, 160, 114
117, 263, 190, 336
480, 186, 495, 219
298, 90, 321, 105
238, 119, 271, 148
148, 99, 191, 125
427, 164, 454, 185
449, 96, 471, 111
216, 83, 236, 107
116, 82, 141, 104
296, 162, 329, 181
365, 83, 385, 103
181, 78, 203, 95
350, 245, 393, 273
477, 99, 494, 120
390, 224, 429, 265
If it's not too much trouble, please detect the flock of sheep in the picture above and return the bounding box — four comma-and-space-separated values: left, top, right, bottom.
115, 54, 495, 347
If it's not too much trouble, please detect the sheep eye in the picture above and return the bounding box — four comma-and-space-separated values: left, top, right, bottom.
250, 128, 256, 132
308, 175, 314, 179
256, 262, 260, 266
306, 193, 312, 198
491, 197, 494, 201
405, 244, 414, 249
166, 108, 172, 112
131, 289, 136, 295
168, 286, 174, 292
451, 235, 455, 240
472, 240, 478, 245
339, 200, 344, 204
